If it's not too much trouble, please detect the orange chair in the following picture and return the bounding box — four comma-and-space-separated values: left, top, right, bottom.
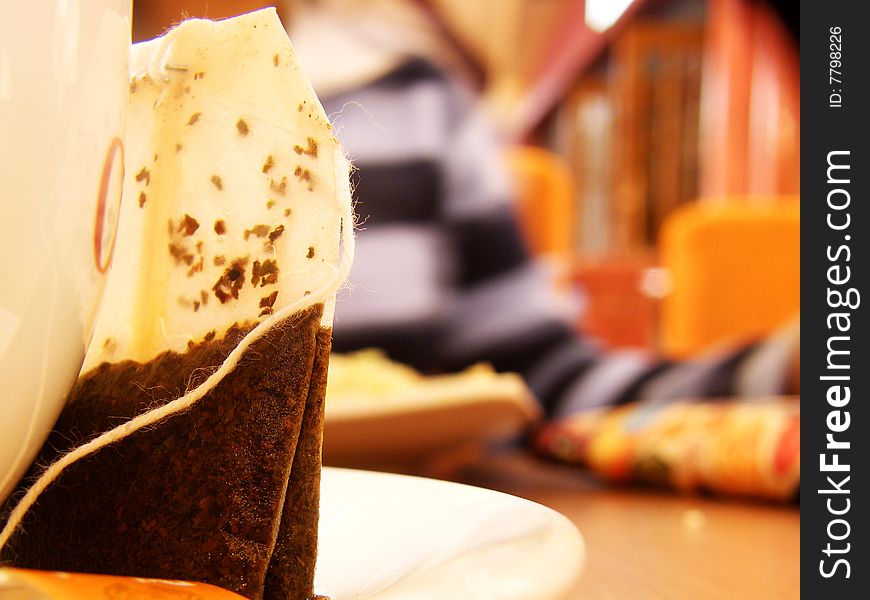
504, 146, 575, 259
659, 198, 800, 358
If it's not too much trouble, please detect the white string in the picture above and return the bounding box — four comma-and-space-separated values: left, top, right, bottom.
146, 29, 178, 82
0, 179, 355, 552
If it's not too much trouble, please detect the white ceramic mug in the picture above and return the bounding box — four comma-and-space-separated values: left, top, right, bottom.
0, 0, 131, 503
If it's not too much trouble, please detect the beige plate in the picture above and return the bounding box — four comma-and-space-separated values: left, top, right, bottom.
323, 372, 539, 468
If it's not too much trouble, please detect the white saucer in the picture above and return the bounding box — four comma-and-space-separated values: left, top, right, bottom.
315, 468, 585, 600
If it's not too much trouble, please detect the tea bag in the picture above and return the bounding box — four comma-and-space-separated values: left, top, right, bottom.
0, 9, 352, 600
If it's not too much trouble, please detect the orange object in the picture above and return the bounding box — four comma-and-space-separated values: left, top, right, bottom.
699, 0, 799, 198
572, 254, 658, 350
659, 198, 800, 358
0, 568, 245, 599
505, 145, 575, 259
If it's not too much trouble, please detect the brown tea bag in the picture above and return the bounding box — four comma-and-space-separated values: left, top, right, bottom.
0, 9, 352, 600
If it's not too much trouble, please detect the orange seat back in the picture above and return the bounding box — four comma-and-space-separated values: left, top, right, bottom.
505, 146, 575, 259
659, 198, 800, 358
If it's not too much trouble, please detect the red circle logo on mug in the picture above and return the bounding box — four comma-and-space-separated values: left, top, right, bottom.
94, 137, 124, 274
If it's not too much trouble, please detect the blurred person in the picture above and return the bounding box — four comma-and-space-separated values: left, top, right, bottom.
286, 0, 799, 418
134, 0, 799, 419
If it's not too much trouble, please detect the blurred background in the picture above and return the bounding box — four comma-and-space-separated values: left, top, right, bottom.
133, 0, 799, 360
128, 3, 800, 594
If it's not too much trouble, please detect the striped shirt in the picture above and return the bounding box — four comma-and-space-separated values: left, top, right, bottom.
323, 59, 777, 416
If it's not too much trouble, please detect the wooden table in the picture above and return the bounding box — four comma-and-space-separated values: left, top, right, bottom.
440, 449, 800, 599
